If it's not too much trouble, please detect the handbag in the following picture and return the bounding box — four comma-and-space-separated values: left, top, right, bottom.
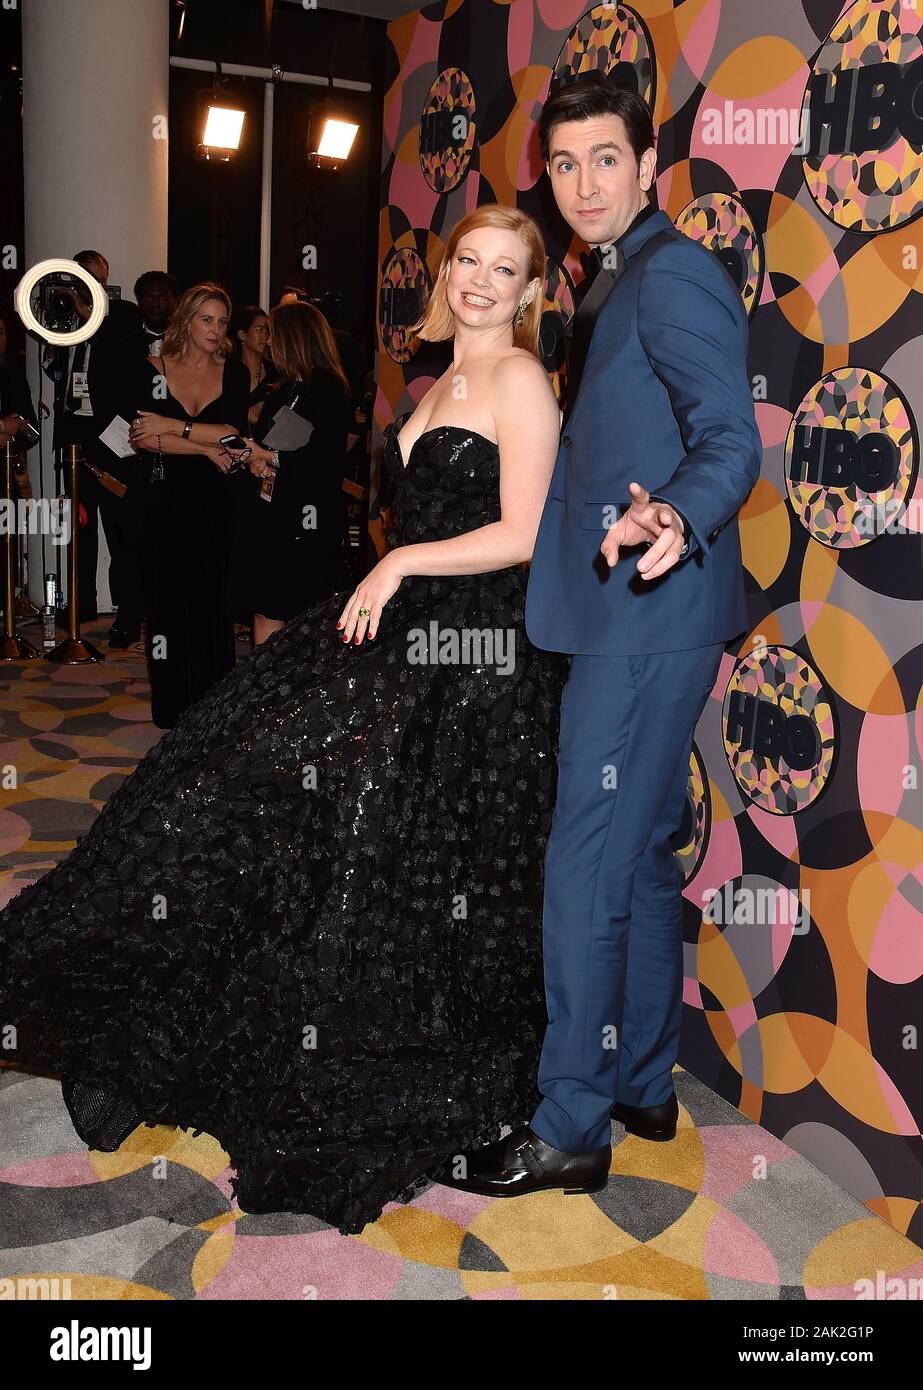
262, 389, 314, 450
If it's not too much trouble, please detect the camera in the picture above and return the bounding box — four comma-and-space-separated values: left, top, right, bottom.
17, 418, 40, 448
35, 272, 93, 333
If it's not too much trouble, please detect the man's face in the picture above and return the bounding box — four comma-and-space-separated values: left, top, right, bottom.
138, 284, 176, 330
545, 113, 655, 249
83, 256, 108, 285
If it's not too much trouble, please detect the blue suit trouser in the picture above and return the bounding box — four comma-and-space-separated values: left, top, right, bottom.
530, 643, 724, 1152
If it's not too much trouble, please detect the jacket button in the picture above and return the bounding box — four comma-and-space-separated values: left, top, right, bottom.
562, 434, 571, 445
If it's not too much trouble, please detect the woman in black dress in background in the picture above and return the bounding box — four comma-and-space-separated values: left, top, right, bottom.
228, 305, 280, 631
130, 283, 250, 728
230, 304, 281, 429
236, 301, 352, 646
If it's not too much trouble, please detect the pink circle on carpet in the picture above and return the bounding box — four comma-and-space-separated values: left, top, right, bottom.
198, 1230, 403, 1300
0, 1151, 100, 1187
703, 1207, 779, 1284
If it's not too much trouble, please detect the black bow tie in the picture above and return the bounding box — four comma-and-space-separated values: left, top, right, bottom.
578, 243, 624, 285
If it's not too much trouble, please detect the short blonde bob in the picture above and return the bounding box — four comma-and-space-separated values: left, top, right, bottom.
409, 205, 546, 359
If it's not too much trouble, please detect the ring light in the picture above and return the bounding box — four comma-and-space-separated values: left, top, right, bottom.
14, 258, 109, 346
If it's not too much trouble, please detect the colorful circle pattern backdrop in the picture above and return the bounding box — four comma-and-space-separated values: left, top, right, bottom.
376, 0, 923, 1242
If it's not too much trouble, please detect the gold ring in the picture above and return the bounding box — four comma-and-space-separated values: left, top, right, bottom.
358, 607, 370, 617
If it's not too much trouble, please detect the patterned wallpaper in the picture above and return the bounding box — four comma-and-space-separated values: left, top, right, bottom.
375, 0, 923, 1241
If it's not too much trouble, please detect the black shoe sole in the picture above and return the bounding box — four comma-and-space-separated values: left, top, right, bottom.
438, 1173, 610, 1198
611, 1107, 676, 1142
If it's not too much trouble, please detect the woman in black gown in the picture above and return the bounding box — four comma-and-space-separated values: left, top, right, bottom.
236, 301, 352, 645
0, 208, 563, 1235
130, 283, 250, 728
229, 304, 281, 430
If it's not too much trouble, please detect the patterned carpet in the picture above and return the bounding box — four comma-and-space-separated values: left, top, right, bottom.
1, 619, 921, 1300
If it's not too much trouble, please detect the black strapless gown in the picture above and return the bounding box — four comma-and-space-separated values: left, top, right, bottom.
0, 416, 568, 1234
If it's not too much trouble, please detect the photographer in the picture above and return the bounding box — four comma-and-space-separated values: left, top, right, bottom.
88, 268, 180, 648
42, 250, 144, 631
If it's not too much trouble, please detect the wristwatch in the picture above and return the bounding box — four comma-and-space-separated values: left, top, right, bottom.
181, 421, 192, 440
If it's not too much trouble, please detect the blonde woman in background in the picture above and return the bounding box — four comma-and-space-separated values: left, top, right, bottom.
129, 282, 250, 728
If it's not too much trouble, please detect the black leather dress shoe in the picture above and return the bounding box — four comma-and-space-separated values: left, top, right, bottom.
611, 1092, 679, 1141
434, 1124, 610, 1198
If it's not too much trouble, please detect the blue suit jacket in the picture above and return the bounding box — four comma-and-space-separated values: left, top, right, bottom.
526, 209, 762, 656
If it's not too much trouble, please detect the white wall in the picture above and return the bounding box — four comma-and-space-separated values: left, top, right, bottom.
21, 0, 170, 609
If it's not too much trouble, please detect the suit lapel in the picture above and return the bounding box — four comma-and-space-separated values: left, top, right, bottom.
561, 210, 674, 423
562, 248, 626, 421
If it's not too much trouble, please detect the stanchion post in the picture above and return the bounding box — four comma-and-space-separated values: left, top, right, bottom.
45, 443, 103, 664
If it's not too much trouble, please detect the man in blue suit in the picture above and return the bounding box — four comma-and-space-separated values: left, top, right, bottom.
441, 78, 762, 1197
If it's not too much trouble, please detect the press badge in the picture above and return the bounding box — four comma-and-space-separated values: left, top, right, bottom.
72, 371, 90, 399
260, 464, 278, 502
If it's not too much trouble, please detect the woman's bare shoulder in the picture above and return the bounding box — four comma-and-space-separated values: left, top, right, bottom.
491, 353, 560, 439
498, 346, 545, 368
493, 350, 555, 398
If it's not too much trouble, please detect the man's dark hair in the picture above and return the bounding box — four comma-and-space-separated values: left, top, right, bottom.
539, 76, 655, 167
134, 270, 180, 299
72, 249, 108, 272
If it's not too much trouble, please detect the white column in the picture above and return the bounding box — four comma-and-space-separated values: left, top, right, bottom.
21, 0, 170, 609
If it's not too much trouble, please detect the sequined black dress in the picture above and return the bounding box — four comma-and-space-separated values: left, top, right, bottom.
0, 414, 568, 1234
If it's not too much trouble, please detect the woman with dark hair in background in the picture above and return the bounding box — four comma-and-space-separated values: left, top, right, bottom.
229, 305, 281, 429
128, 282, 250, 727
233, 300, 352, 646
228, 305, 281, 636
